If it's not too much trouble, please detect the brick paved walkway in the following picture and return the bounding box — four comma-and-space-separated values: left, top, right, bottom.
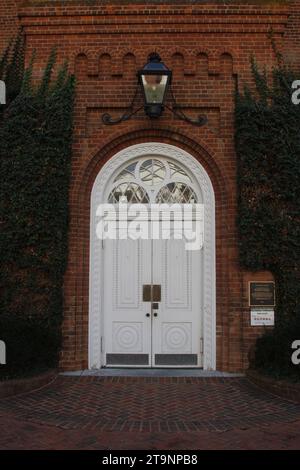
1, 376, 300, 449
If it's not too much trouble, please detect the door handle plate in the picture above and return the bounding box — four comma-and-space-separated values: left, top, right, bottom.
152, 285, 161, 302
143, 284, 152, 302
143, 285, 161, 302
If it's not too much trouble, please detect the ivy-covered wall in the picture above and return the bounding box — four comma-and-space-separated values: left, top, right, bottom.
0, 43, 75, 379
235, 58, 300, 380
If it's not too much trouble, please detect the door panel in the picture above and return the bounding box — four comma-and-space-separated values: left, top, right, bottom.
103, 235, 152, 366
103, 225, 202, 367
152, 230, 202, 367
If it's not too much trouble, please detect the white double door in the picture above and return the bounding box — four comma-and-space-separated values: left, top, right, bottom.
103, 226, 202, 368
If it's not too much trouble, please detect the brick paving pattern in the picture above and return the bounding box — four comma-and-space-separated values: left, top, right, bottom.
1, 377, 300, 449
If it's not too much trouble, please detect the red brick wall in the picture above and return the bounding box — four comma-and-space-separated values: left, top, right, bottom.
284, 0, 300, 71
0, 0, 22, 51
1, 1, 297, 372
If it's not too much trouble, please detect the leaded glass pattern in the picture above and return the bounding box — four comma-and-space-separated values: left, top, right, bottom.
156, 182, 197, 204
113, 162, 137, 183
168, 161, 192, 183
108, 182, 149, 204
140, 159, 166, 186
108, 158, 199, 204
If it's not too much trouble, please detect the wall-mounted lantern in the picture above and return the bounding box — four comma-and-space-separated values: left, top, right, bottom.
137, 52, 171, 118
102, 52, 207, 126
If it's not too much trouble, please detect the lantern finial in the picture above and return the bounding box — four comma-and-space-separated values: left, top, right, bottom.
148, 52, 161, 63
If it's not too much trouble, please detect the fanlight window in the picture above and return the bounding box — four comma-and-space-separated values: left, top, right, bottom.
169, 161, 192, 183
108, 182, 149, 204
156, 182, 197, 204
140, 159, 166, 186
113, 162, 137, 183
108, 158, 198, 204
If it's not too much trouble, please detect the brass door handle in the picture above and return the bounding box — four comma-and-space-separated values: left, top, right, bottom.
143, 285, 151, 302
152, 285, 161, 302
143, 285, 161, 302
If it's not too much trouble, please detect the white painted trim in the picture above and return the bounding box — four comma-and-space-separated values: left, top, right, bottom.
89, 143, 216, 370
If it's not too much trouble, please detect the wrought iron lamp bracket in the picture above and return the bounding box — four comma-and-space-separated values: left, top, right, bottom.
101, 74, 207, 127
166, 88, 208, 127
101, 83, 143, 125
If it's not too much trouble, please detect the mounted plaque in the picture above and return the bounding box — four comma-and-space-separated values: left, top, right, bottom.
249, 281, 275, 307
251, 308, 274, 326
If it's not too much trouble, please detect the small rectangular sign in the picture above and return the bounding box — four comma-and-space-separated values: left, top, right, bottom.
251, 308, 274, 326
249, 281, 275, 307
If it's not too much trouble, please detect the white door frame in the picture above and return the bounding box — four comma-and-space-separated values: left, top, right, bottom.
89, 143, 216, 370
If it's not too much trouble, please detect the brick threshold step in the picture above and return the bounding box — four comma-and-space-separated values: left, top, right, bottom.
61, 369, 244, 377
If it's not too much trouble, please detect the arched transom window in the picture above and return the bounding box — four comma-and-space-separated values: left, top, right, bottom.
108, 158, 199, 204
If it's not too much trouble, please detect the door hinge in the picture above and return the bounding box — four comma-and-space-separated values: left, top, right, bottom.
200, 338, 203, 354
101, 336, 104, 353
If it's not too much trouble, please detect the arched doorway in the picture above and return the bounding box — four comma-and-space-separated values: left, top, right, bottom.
89, 143, 216, 369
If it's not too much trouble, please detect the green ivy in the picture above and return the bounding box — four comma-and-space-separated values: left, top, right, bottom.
0, 43, 75, 379
235, 57, 300, 381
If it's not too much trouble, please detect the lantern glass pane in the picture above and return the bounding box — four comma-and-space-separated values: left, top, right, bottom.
141, 74, 168, 104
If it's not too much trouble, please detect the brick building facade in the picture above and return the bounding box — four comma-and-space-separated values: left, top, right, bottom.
1, 1, 300, 372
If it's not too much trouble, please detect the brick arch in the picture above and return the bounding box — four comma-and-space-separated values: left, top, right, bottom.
194, 49, 211, 62
196, 52, 209, 76
61, 129, 231, 371
82, 130, 229, 209
120, 50, 136, 60
220, 52, 234, 75
171, 52, 185, 78
122, 52, 136, 61
169, 48, 186, 60
122, 52, 137, 79
74, 53, 88, 78
70, 49, 93, 74
99, 53, 112, 78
